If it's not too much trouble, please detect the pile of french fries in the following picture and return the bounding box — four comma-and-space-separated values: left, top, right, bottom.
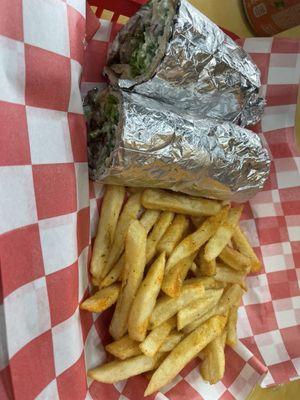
81, 185, 261, 395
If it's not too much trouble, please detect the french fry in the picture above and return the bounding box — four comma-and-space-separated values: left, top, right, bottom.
177, 288, 224, 330
140, 209, 161, 234
204, 206, 243, 262
128, 252, 166, 342
161, 253, 197, 298
219, 245, 251, 271
232, 226, 262, 272
109, 220, 147, 340
139, 317, 176, 357
200, 331, 226, 384
157, 215, 189, 256
146, 211, 174, 263
149, 281, 205, 329
106, 193, 143, 272
160, 330, 185, 353
215, 263, 247, 289
166, 207, 229, 272
144, 315, 227, 396
80, 283, 120, 313
106, 335, 142, 360
91, 185, 125, 279
226, 305, 238, 347
142, 189, 222, 217
100, 255, 124, 288
197, 248, 216, 276
183, 284, 244, 334
88, 354, 162, 384
184, 277, 226, 290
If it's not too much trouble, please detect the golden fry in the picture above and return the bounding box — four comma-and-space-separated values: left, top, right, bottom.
183, 284, 244, 334
139, 317, 176, 357
91, 185, 125, 279
144, 315, 227, 395
200, 331, 226, 384
161, 253, 196, 298
150, 281, 205, 328
100, 255, 124, 288
109, 220, 147, 340
128, 253, 166, 342
197, 248, 216, 276
226, 306, 238, 347
204, 206, 243, 262
142, 189, 222, 217
177, 288, 224, 330
105, 335, 142, 360
166, 207, 229, 272
146, 211, 174, 263
106, 193, 143, 272
232, 226, 262, 272
140, 209, 161, 234
88, 354, 162, 384
157, 215, 189, 256
160, 330, 185, 353
219, 245, 251, 271
184, 277, 226, 290
80, 283, 120, 313
215, 263, 247, 289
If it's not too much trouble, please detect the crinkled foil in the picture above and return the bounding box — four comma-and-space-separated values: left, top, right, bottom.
105, 0, 264, 126
90, 90, 270, 202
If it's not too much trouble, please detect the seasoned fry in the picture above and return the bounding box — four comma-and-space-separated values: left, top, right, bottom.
91, 185, 125, 279
184, 277, 226, 290
142, 189, 222, 217
128, 253, 166, 342
106, 193, 143, 272
197, 248, 216, 276
106, 335, 142, 360
219, 245, 251, 271
88, 354, 162, 384
200, 331, 226, 384
146, 211, 174, 263
144, 315, 227, 395
183, 284, 244, 334
139, 317, 176, 357
100, 255, 124, 288
109, 220, 147, 340
215, 263, 247, 288
204, 206, 243, 262
150, 282, 205, 328
232, 226, 262, 272
226, 306, 238, 347
157, 215, 189, 256
161, 253, 196, 298
80, 283, 120, 313
166, 207, 229, 272
140, 209, 161, 234
160, 330, 185, 353
177, 288, 224, 330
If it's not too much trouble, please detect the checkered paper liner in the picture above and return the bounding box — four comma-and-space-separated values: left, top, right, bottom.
0, 1, 299, 399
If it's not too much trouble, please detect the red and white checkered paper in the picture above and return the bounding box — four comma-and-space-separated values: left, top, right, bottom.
0, 1, 299, 399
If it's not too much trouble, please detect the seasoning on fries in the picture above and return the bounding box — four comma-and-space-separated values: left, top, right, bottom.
82, 185, 261, 395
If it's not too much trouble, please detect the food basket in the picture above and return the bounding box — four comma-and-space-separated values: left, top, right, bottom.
0, 1, 299, 399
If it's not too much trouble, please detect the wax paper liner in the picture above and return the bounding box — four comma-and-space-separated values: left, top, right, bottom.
0, 1, 299, 399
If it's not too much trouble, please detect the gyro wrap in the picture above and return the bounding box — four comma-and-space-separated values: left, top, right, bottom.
105, 0, 264, 126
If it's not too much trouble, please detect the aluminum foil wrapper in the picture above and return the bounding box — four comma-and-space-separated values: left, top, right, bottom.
89, 89, 270, 202
105, 0, 265, 126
